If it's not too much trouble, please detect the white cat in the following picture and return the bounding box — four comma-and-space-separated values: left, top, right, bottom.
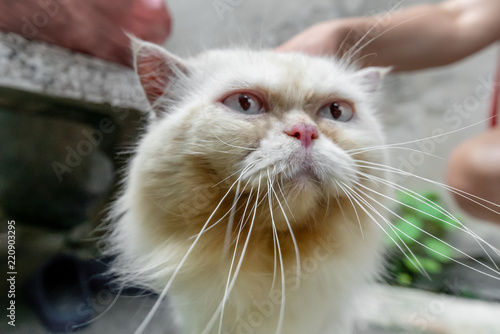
108, 39, 392, 334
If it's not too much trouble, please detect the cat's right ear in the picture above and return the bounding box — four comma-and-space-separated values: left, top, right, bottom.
356, 67, 392, 93
130, 37, 189, 117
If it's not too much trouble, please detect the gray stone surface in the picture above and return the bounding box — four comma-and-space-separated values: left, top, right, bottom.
0, 31, 148, 231
356, 285, 500, 334
0, 110, 115, 229
166, 0, 500, 255
0, 32, 148, 111
1, 0, 500, 333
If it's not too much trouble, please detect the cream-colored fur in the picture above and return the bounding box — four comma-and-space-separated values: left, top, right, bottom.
108, 41, 390, 334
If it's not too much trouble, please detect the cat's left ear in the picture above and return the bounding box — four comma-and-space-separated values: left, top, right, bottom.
355, 67, 391, 93
130, 36, 189, 116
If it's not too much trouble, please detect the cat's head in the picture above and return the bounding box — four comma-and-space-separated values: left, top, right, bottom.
126, 39, 389, 232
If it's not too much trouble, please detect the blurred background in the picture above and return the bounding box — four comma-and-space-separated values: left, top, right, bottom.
1, 0, 499, 333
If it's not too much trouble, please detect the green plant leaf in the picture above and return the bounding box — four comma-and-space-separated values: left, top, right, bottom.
414, 199, 447, 222
396, 191, 415, 204
397, 273, 413, 286
459, 287, 478, 299
403, 255, 442, 274
396, 214, 423, 244
385, 213, 424, 247
423, 238, 453, 263
438, 214, 462, 231
396, 191, 422, 212
421, 191, 439, 202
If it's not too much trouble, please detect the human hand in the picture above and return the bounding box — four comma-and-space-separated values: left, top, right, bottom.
275, 21, 348, 57
0, 0, 171, 66
275, 18, 378, 66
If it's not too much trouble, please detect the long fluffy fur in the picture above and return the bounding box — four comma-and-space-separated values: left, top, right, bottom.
107, 42, 391, 334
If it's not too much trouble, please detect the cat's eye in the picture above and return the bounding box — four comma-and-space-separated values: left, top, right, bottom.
319, 101, 354, 122
221, 92, 265, 115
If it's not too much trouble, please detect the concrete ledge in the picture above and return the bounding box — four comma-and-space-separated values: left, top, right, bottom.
0, 31, 148, 111
2, 30, 499, 334
357, 285, 500, 334
0, 31, 148, 149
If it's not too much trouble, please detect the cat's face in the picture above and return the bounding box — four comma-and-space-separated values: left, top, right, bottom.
128, 41, 388, 234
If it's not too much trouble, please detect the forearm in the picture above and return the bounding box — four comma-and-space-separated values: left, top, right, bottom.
336, 0, 500, 71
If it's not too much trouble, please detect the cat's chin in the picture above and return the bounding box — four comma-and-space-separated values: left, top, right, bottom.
286, 162, 348, 196
289, 163, 317, 182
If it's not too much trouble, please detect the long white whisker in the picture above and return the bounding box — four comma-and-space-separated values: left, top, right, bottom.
224, 173, 243, 252
214, 134, 258, 151
339, 0, 404, 65
134, 172, 244, 334
190, 164, 256, 240
353, 161, 500, 267
202, 176, 262, 334
352, 180, 500, 280
355, 160, 500, 215
276, 177, 296, 222
338, 182, 428, 277
217, 186, 255, 334
267, 171, 278, 293
354, 146, 445, 160
268, 177, 285, 334
213, 159, 262, 188
271, 183, 301, 289
335, 181, 364, 238
341, 11, 428, 67
353, 167, 500, 266
347, 116, 495, 156
189, 142, 252, 155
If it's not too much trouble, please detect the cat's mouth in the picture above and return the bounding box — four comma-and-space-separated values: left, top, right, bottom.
296, 162, 316, 177
241, 139, 357, 197
285, 160, 321, 184
281, 153, 357, 198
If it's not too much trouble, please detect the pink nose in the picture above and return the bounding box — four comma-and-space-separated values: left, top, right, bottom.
285, 124, 319, 148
